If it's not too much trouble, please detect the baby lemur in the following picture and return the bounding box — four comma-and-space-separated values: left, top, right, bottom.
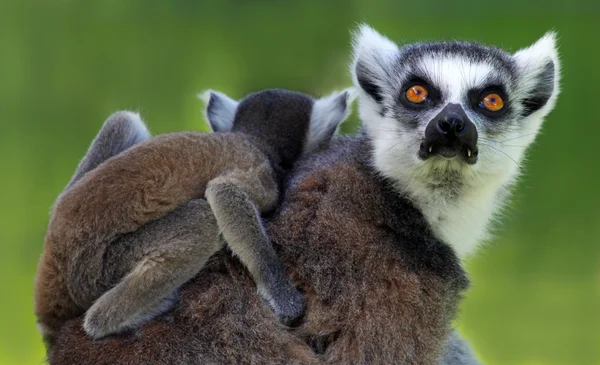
34, 88, 353, 344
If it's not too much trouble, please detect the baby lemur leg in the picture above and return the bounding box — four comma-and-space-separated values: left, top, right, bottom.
205, 165, 305, 325
83, 199, 222, 339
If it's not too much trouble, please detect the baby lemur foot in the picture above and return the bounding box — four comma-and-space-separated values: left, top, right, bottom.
261, 285, 306, 326
83, 291, 179, 340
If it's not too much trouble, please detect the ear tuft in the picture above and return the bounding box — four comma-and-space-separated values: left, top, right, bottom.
198, 90, 239, 132
350, 24, 399, 103
305, 88, 355, 153
513, 32, 561, 117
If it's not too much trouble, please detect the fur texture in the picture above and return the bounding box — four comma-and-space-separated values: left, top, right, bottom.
34, 88, 352, 345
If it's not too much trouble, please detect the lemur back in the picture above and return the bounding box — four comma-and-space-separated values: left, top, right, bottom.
34, 88, 353, 345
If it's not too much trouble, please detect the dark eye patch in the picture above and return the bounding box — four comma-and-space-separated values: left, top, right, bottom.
398, 75, 442, 110
467, 84, 510, 119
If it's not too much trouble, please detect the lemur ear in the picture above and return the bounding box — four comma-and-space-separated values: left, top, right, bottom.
350, 24, 399, 103
305, 88, 356, 153
512, 32, 561, 117
199, 90, 239, 132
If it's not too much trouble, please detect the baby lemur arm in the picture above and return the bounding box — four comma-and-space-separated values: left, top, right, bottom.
206, 166, 305, 324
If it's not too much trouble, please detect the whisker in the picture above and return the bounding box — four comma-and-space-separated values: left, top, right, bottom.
369, 128, 403, 133
478, 137, 529, 149
499, 144, 528, 148
384, 140, 405, 153
498, 133, 538, 144
485, 144, 521, 168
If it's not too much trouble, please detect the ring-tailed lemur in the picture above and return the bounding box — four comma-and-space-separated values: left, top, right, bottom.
34, 88, 353, 344
44, 26, 559, 365
353, 24, 560, 258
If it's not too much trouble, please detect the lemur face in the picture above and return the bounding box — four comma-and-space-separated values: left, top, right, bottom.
352, 25, 560, 186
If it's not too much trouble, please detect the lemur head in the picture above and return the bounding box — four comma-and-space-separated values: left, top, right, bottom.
201, 88, 354, 168
351, 25, 560, 197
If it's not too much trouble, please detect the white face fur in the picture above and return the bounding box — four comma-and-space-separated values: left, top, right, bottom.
351, 25, 560, 258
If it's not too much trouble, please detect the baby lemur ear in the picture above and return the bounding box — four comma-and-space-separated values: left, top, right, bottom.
199, 90, 239, 132
305, 88, 356, 153
350, 24, 399, 103
512, 32, 561, 118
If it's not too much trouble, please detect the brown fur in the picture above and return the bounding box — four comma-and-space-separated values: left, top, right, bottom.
48, 135, 469, 365
35, 132, 271, 342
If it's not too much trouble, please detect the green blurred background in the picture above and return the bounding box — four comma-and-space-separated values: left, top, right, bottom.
1, 0, 598, 364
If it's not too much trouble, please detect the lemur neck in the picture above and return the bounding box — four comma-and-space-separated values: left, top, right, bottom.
386, 161, 510, 259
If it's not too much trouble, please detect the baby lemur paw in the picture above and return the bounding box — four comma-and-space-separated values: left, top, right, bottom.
83, 304, 117, 340
263, 286, 306, 327
83, 292, 179, 340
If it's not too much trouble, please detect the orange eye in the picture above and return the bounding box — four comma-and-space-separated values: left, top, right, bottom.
406, 85, 429, 104
481, 93, 504, 112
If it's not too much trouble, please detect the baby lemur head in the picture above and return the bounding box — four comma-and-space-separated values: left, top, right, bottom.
351, 25, 560, 256
201, 88, 355, 169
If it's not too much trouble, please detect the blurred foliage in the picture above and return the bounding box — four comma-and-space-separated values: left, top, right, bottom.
1, 0, 598, 364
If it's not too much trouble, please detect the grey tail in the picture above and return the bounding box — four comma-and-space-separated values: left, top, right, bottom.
65, 111, 151, 190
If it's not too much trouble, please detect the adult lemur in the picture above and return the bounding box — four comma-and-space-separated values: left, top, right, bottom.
35, 88, 353, 344
47, 25, 559, 365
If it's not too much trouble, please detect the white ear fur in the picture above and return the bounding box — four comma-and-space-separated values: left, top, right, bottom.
198, 90, 239, 132
512, 32, 561, 118
305, 87, 356, 153
513, 32, 560, 73
350, 24, 399, 102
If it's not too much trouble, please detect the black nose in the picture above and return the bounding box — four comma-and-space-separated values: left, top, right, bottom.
420, 103, 478, 164
437, 115, 465, 136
